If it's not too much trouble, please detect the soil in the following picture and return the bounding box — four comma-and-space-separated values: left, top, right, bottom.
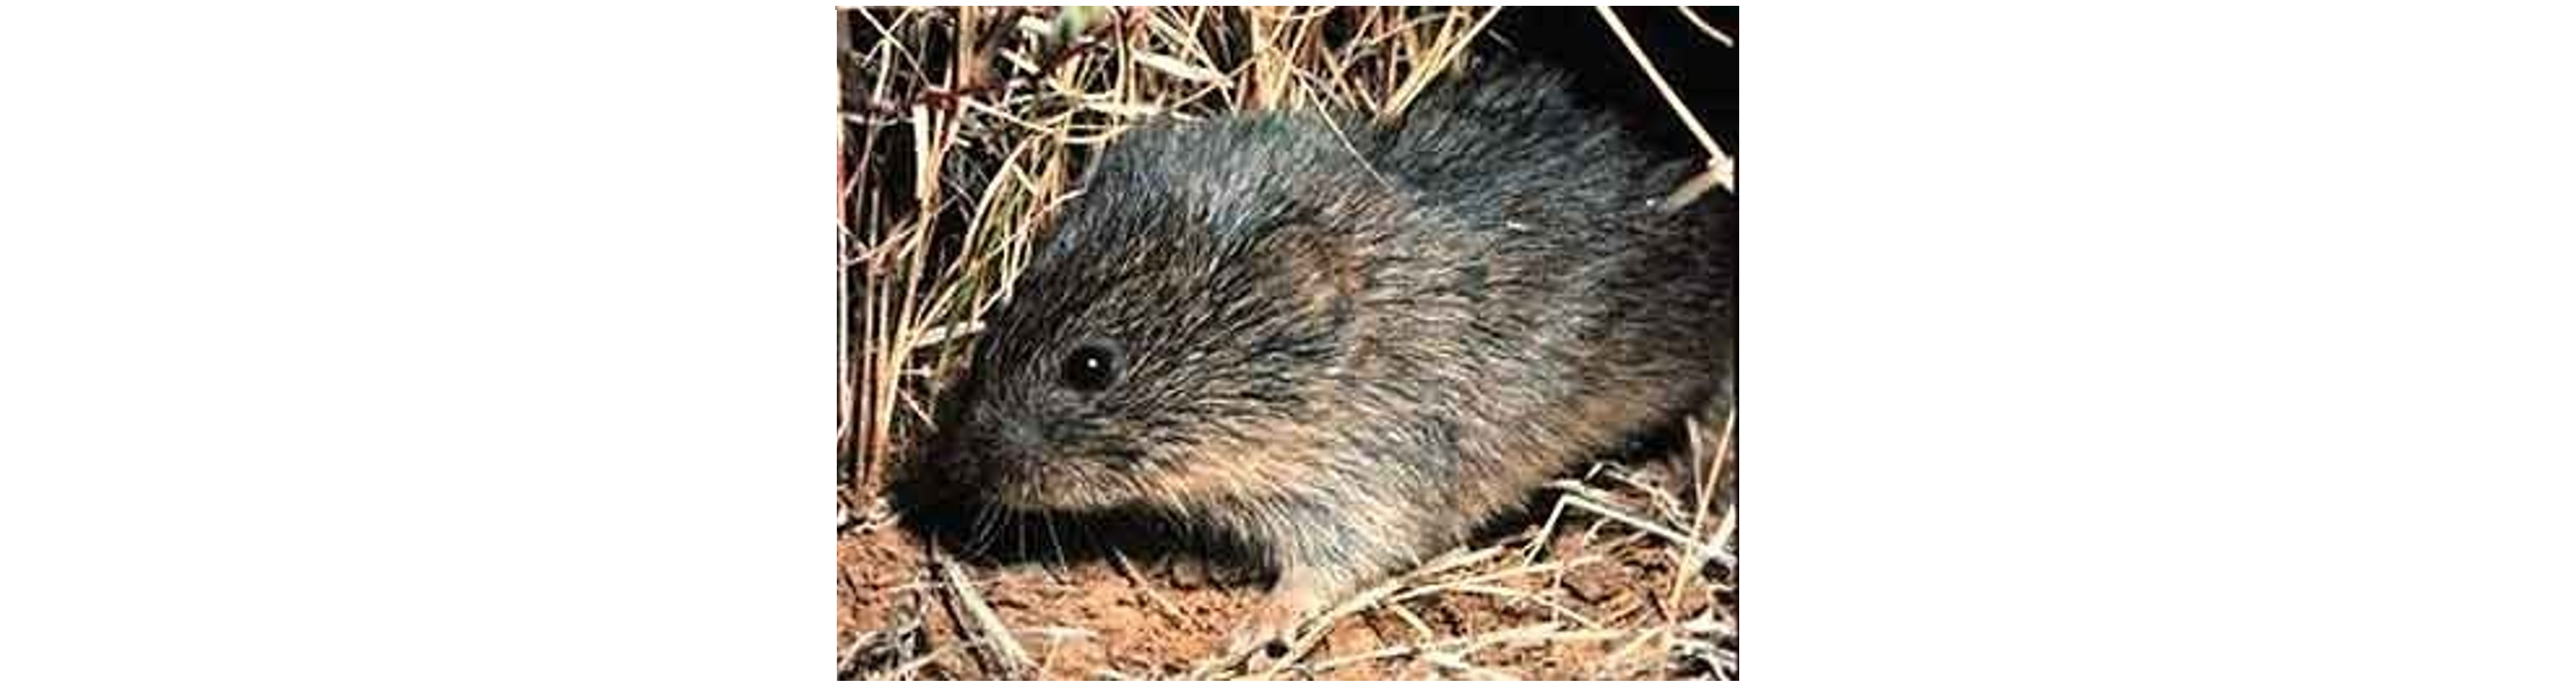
839, 456, 1734, 680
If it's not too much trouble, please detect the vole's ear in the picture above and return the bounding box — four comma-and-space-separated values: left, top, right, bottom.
1273, 224, 1365, 330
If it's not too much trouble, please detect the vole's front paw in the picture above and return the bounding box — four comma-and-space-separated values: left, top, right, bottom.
1224, 598, 1307, 673
1206, 567, 1360, 676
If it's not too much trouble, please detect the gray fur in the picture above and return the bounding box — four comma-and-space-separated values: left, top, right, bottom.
922, 65, 1734, 621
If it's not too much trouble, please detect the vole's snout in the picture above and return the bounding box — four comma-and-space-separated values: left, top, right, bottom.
932, 411, 1054, 493
991, 416, 1046, 461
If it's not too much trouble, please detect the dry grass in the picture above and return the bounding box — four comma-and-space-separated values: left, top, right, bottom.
839, 6, 1735, 680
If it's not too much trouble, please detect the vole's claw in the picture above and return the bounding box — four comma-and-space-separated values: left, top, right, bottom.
1227, 569, 1356, 675
1170, 555, 1214, 589
1225, 601, 1303, 674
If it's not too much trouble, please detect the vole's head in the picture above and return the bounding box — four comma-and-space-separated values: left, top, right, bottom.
923, 115, 1391, 511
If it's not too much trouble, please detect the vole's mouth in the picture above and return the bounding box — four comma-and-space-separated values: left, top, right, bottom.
987, 465, 1137, 512
985, 477, 1051, 509
927, 424, 1143, 511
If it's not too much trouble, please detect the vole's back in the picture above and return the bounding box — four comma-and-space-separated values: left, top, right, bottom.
1363, 65, 1734, 376
1369, 69, 1729, 414
1311, 66, 1736, 565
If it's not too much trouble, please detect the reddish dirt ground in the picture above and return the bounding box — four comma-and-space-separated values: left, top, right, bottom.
840, 456, 1734, 680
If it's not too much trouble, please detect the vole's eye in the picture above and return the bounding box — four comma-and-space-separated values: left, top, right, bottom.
1060, 344, 1119, 392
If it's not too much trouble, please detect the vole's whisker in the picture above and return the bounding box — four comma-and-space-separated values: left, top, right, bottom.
964, 501, 1003, 560
1042, 512, 1072, 581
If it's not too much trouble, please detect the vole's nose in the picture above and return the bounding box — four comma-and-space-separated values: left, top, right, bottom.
991, 418, 1044, 458
936, 412, 1042, 479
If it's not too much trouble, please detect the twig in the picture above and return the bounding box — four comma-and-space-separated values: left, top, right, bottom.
1109, 549, 1189, 622
1424, 583, 1603, 628
1663, 161, 1736, 210
837, 632, 863, 678
850, 9, 1121, 121
1593, 6, 1735, 205
1593, 6, 1723, 164
1595, 628, 1665, 680
1388, 603, 1437, 643
1546, 480, 1729, 566
1674, 6, 1736, 47
1672, 409, 1737, 605
1394, 556, 1595, 601
877, 643, 953, 680
934, 550, 1034, 677
1304, 622, 1622, 674
1599, 466, 1688, 525
1424, 652, 1520, 680
1381, 6, 1505, 118
1517, 493, 1576, 565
